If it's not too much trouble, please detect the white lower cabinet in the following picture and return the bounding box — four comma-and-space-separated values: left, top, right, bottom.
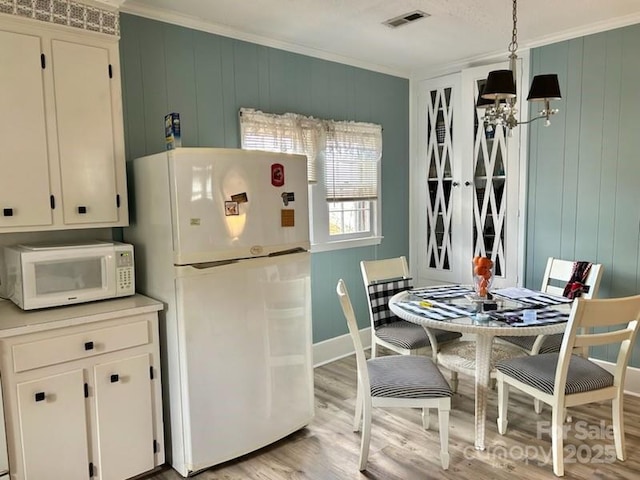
93, 355, 155, 480
0, 301, 164, 480
17, 370, 90, 479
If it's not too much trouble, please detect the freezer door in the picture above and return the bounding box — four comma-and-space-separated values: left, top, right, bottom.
174, 252, 314, 472
169, 148, 310, 265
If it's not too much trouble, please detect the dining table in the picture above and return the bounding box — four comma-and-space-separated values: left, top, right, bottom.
389, 285, 573, 451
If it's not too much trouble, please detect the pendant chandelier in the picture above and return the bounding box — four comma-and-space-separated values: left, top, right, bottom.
480, 0, 561, 130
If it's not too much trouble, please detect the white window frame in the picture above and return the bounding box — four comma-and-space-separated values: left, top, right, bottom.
239, 108, 382, 252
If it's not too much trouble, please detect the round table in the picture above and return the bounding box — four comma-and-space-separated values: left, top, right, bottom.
389, 290, 569, 451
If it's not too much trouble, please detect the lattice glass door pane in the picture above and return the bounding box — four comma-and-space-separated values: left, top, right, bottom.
425, 87, 454, 272
472, 79, 507, 278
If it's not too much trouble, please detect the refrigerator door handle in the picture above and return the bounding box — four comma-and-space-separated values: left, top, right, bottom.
268, 247, 307, 257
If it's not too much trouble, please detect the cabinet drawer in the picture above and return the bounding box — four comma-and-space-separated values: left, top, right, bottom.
12, 321, 150, 373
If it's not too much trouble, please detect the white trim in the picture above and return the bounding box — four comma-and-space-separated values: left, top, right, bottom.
310, 236, 382, 253
119, 4, 409, 78
313, 328, 371, 367
590, 357, 640, 397
120, 4, 640, 82
411, 13, 640, 82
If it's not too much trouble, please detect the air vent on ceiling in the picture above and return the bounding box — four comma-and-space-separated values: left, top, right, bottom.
383, 10, 430, 28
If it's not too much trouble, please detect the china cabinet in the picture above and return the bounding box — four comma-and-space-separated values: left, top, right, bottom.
413, 62, 527, 287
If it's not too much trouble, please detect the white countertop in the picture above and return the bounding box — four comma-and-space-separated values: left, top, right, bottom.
0, 294, 164, 338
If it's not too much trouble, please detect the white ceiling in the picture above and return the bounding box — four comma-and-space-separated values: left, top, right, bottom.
120, 0, 640, 78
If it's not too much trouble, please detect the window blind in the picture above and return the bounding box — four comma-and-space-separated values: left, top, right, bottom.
324, 122, 381, 202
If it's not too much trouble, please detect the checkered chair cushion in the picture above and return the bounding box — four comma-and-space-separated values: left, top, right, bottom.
367, 279, 462, 349
367, 278, 413, 329
495, 353, 614, 395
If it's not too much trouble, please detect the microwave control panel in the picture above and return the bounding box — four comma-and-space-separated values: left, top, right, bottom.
115, 249, 135, 296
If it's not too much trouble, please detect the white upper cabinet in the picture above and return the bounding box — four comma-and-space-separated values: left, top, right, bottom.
0, 16, 128, 232
0, 29, 52, 228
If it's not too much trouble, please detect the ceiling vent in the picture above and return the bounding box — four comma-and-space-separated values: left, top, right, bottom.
383, 10, 430, 28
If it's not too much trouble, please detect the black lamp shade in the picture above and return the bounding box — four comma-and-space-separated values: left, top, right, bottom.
481, 70, 516, 100
477, 83, 506, 107
527, 74, 561, 101
476, 83, 493, 107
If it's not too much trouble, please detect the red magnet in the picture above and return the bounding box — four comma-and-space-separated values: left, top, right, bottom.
271, 163, 284, 187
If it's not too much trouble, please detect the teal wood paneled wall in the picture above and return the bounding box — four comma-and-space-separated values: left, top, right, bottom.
526, 23, 640, 365
118, 14, 410, 344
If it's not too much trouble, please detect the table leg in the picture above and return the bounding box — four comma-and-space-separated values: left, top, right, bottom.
474, 334, 493, 450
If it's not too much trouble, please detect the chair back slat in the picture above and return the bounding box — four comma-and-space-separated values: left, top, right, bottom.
555, 295, 640, 395
360, 256, 409, 286
541, 257, 603, 299
574, 329, 634, 348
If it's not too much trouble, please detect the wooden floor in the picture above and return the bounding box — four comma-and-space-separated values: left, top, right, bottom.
144, 351, 640, 480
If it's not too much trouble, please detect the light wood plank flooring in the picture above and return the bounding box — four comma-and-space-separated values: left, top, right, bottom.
144, 351, 640, 479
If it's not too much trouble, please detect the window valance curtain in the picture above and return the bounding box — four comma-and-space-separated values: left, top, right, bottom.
239, 108, 382, 202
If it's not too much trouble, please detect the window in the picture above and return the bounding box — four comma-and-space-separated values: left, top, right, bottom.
240, 108, 382, 251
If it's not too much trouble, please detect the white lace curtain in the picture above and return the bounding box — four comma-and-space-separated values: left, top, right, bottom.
239, 108, 382, 201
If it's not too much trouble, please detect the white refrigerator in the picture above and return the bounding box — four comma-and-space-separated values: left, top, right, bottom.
124, 148, 314, 477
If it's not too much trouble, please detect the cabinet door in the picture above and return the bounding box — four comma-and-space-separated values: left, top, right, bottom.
0, 29, 53, 228
51, 39, 119, 225
16, 369, 89, 480
93, 354, 154, 480
461, 63, 522, 288
416, 73, 463, 284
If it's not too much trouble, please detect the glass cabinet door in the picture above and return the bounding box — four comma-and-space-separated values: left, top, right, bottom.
426, 86, 455, 273
463, 61, 523, 287
416, 72, 463, 285
472, 77, 508, 278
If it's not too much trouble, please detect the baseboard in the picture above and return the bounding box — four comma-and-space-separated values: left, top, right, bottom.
313, 328, 371, 367
590, 357, 640, 397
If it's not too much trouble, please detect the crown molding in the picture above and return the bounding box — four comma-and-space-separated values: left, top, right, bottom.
120, 3, 411, 79
411, 12, 640, 81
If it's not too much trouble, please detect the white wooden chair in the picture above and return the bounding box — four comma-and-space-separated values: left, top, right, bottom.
360, 256, 461, 360
495, 294, 640, 477
499, 257, 604, 356
336, 279, 452, 471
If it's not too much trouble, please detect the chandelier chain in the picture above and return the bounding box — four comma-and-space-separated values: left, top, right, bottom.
508, 0, 518, 54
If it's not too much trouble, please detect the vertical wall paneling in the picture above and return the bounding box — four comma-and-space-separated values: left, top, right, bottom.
598, 30, 623, 298
574, 36, 605, 268
560, 39, 585, 263
164, 25, 198, 146
527, 23, 640, 365
118, 14, 410, 344
192, 31, 225, 147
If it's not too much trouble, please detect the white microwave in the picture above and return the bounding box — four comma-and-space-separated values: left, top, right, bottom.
1, 241, 135, 310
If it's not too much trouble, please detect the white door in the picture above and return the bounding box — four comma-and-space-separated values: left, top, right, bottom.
174, 252, 313, 472
93, 354, 155, 480
168, 148, 310, 264
415, 73, 462, 285
0, 29, 52, 229
16, 370, 89, 480
52, 39, 119, 225
461, 63, 523, 288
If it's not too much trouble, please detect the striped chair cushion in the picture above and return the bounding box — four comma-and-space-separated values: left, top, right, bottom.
368, 355, 452, 398
376, 321, 462, 350
499, 333, 565, 354
367, 278, 413, 329
495, 353, 614, 395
